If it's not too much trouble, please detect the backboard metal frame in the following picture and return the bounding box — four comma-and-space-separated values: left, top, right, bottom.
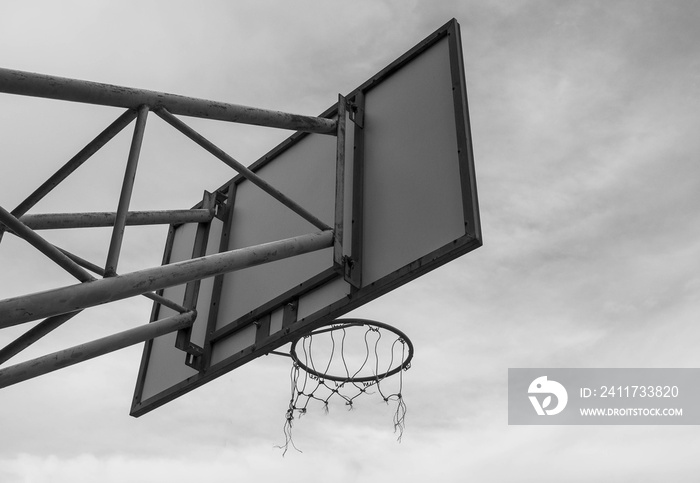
130, 18, 481, 416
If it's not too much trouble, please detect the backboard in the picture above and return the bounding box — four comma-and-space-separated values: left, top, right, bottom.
131, 18, 481, 416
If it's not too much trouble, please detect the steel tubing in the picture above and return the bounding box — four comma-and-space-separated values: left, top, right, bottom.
18, 209, 215, 230
0, 311, 81, 365
57, 248, 189, 314
0, 310, 197, 389
0, 230, 334, 327
0, 67, 337, 134
104, 105, 149, 276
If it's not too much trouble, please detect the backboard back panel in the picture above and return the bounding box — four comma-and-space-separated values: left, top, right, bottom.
131, 19, 481, 416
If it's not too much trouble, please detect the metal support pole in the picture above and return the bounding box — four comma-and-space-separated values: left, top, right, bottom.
0, 230, 334, 327
19, 208, 215, 230
0, 68, 336, 134
0, 311, 81, 365
156, 108, 332, 231
0, 205, 95, 283
58, 248, 189, 314
346, 91, 365, 288
105, 105, 149, 277
0, 310, 197, 389
333, 95, 347, 268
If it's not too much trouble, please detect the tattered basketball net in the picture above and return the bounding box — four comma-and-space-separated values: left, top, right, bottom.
278, 318, 414, 454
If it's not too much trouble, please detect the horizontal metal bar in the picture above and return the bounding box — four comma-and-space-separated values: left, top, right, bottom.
0, 68, 337, 134
0, 205, 95, 283
0, 310, 196, 389
58, 247, 189, 313
157, 108, 332, 231
0, 311, 81, 365
0, 230, 334, 327
18, 209, 215, 230
0, 234, 113, 365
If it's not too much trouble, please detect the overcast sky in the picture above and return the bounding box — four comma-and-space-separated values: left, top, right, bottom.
1, 1, 699, 481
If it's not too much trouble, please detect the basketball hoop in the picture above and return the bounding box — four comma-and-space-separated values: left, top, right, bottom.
278, 318, 414, 454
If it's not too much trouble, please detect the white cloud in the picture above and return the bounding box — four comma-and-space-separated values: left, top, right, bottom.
2, 1, 700, 481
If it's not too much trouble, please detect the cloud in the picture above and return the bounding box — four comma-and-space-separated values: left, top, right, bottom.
2, 1, 700, 482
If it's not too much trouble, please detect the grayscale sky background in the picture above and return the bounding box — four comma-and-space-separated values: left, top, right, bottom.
1, 1, 699, 481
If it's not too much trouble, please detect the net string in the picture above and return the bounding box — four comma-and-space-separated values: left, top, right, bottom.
277, 322, 410, 455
